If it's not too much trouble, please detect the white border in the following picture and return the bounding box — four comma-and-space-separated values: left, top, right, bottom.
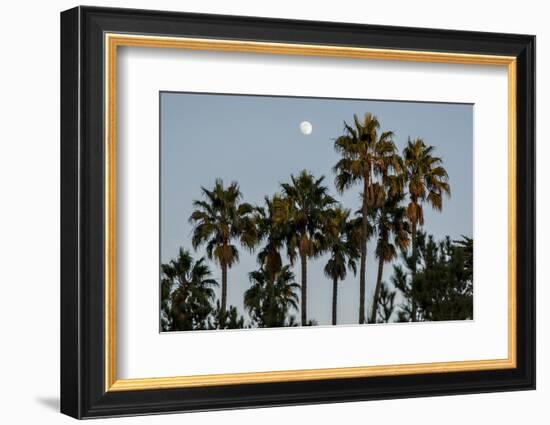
116, 47, 508, 379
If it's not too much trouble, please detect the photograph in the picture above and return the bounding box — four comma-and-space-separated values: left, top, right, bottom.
160, 92, 474, 331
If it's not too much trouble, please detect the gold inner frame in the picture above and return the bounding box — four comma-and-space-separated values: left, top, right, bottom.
104, 33, 517, 392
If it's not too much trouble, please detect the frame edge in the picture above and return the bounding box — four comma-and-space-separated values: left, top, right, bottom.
60, 6, 83, 420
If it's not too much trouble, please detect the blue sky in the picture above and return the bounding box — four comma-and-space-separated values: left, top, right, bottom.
160, 92, 473, 326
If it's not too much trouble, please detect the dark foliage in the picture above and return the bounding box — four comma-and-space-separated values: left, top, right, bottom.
376, 282, 397, 323
244, 265, 300, 328
160, 248, 218, 331
392, 233, 473, 322
209, 301, 246, 330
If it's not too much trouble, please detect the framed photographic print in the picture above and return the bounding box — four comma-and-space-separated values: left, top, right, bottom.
60, 6, 535, 419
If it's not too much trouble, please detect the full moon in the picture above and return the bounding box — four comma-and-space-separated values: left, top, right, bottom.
300, 121, 313, 135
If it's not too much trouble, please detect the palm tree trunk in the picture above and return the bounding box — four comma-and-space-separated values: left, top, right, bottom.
300, 253, 307, 326
359, 179, 369, 324
221, 263, 227, 312
266, 278, 275, 328
370, 255, 385, 324
359, 239, 367, 324
332, 276, 338, 326
411, 220, 417, 322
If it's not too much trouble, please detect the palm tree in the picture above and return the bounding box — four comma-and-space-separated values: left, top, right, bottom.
369, 193, 410, 324
275, 170, 336, 326
160, 277, 173, 331
244, 265, 300, 327
254, 195, 287, 276
403, 138, 450, 321
161, 248, 218, 331
333, 113, 401, 324
189, 179, 257, 313
324, 206, 360, 325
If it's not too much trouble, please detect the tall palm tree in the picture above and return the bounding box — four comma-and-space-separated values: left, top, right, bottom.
254, 195, 287, 276
403, 138, 450, 321
161, 248, 218, 331
324, 206, 360, 325
244, 265, 300, 328
369, 193, 410, 324
189, 179, 257, 313
274, 170, 336, 326
333, 113, 401, 324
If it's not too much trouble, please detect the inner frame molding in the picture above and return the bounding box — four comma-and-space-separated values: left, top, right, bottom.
104, 33, 517, 392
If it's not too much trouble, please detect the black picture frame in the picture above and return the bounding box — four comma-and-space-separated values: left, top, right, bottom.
61, 5, 535, 419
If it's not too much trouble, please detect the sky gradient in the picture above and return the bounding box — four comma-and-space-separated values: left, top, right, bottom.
160, 92, 473, 326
